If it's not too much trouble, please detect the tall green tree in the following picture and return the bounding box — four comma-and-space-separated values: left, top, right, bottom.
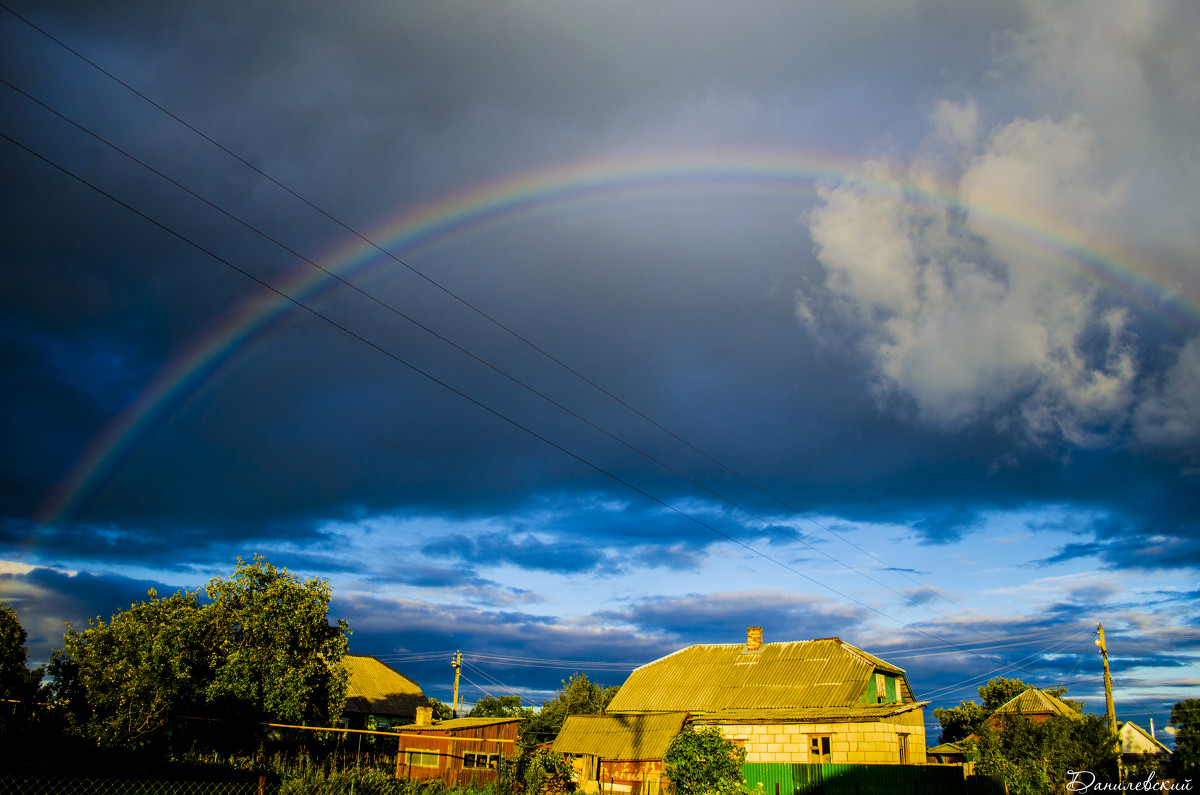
975, 712, 1117, 795
932, 699, 989, 744
520, 673, 618, 745
1171, 698, 1200, 779
50, 557, 350, 749
205, 557, 349, 726
663, 725, 746, 795
0, 602, 43, 703
427, 697, 454, 720
934, 675, 1081, 744
469, 694, 530, 719
51, 589, 214, 749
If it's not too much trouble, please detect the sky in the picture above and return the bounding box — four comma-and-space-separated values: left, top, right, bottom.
1, 0, 1198, 745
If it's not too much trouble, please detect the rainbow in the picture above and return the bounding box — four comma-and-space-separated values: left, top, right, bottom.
35, 148, 1196, 524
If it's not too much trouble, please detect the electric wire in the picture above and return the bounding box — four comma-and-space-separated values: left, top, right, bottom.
0, 70, 1000, 647
10, 8, 1190, 699
0, 124, 1002, 665
0, 0, 1017, 642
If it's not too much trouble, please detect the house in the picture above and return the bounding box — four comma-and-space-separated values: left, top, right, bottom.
553, 712, 690, 795
595, 627, 929, 774
341, 653, 430, 730
394, 715, 521, 785
986, 688, 1082, 727
1119, 721, 1171, 768
926, 740, 970, 765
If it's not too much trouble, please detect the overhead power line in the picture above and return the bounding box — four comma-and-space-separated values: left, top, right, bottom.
0, 0, 1018, 644
0, 123, 998, 663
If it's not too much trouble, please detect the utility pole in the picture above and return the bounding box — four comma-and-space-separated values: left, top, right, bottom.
1095, 624, 1118, 735
451, 651, 463, 718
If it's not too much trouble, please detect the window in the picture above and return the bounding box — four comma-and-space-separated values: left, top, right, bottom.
875, 672, 887, 703
898, 733, 910, 763
407, 749, 440, 768
464, 752, 499, 770
809, 735, 832, 763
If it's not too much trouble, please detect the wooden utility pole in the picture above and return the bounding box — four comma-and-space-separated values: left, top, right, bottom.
452, 651, 463, 718
1096, 624, 1118, 735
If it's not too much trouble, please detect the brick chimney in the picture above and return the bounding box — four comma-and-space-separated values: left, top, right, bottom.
746, 626, 763, 652
414, 705, 433, 726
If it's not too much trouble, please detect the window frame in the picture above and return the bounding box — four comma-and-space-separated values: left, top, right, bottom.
808, 734, 832, 763
406, 748, 440, 769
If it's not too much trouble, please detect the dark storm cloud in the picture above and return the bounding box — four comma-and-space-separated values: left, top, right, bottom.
2, 0, 1199, 725
597, 590, 872, 644
0, 565, 184, 663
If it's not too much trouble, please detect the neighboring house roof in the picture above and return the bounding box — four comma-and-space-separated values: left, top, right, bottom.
605, 636, 919, 715
927, 741, 968, 754
1119, 721, 1172, 756
553, 713, 689, 760
991, 688, 1081, 720
342, 654, 428, 717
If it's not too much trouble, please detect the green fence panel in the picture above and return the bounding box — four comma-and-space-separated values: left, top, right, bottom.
741, 763, 966, 795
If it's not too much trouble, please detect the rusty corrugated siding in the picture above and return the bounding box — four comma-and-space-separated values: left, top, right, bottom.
606, 638, 910, 713
552, 712, 688, 760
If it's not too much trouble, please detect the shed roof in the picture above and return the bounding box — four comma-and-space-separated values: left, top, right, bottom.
605, 637, 914, 714
342, 654, 427, 717
991, 688, 1081, 719
553, 713, 689, 760
397, 717, 523, 732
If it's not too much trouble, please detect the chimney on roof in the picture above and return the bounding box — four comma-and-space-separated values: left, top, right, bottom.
746, 626, 763, 652
414, 706, 433, 726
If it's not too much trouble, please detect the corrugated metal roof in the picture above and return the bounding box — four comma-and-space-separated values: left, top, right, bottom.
397, 717, 522, 732
605, 638, 911, 713
552, 713, 689, 760
992, 688, 1081, 719
342, 654, 427, 717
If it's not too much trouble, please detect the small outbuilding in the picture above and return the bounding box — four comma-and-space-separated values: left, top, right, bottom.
394, 716, 521, 786
553, 712, 690, 795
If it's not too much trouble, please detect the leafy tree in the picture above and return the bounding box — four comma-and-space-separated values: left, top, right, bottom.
663, 725, 746, 795
50, 557, 350, 749
1171, 698, 1200, 779
427, 697, 454, 720
52, 589, 214, 749
515, 748, 573, 795
520, 672, 618, 745
934, 676, 1082, 744
205, 557, 349, 726
469, 694, 530, 719
0, 601, 43, 703
975, 712, 1117, 795
933, 699, 989, 744
978, 677, 1034, 711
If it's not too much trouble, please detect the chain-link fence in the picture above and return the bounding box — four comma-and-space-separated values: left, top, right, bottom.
0, 777, 278, 795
